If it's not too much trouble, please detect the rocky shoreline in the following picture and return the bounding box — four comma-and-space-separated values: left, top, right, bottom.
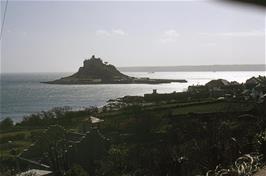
43, 78, 187, 84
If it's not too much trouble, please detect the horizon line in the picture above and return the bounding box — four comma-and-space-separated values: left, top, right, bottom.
1, 64, 266, 74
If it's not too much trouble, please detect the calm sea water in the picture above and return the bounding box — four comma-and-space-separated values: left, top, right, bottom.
0, 71, 265, 121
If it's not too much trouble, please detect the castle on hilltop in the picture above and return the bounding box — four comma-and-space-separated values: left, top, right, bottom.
83, 55, 104, 67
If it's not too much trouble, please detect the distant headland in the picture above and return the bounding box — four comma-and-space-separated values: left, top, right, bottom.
43, 55, 187, 84
118, 64, 266, 72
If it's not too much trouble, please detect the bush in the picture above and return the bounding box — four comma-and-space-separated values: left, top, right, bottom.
0, 118, 14, 131
256, 130, 266, 160
65, 164, 89, 176
29, 130, 43, 142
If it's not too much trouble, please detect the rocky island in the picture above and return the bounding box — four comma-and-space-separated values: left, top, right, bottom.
44, 55, 187, 84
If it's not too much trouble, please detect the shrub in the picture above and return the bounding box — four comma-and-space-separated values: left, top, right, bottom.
65, 164, 89, 176
0, 118, 14, 131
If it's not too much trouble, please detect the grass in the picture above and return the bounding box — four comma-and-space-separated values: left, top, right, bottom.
171, 101, 253, 115
0, 129, 45, 157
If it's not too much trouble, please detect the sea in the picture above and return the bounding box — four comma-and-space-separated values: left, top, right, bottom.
0, 71, 265, 122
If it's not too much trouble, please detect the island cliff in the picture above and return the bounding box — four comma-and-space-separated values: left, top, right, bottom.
44, 55, 187, 84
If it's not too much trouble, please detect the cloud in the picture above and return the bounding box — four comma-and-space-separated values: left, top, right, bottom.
112, 29, 127, 36
164, 30, 180, 38
200, 31, 265, 37
96, 30, 111, 37
160, 29, 180, 43
96, 29, 127, 37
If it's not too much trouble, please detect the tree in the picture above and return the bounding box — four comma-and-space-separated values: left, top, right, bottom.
0, 118, 14, 130
65, 164, 89, 176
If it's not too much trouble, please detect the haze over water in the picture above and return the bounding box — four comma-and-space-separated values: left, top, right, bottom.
1, 71, 265, 122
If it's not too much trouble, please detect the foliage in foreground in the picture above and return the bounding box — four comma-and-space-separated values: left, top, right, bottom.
1, 99, 265, 175
206, 153, 263, 176
65, 164, 89, 176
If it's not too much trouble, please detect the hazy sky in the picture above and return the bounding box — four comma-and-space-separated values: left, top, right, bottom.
1, 0, 265, 73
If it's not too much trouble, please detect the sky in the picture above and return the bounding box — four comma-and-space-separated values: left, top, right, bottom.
0, 0, 265, 73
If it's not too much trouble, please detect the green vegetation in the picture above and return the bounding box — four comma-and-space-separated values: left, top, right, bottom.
0, 118, 14, 131
1, 99, 265, 175
1, 76, 266, 175
65, 165, 89, 176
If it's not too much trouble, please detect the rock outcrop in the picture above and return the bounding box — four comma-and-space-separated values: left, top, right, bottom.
44, 55, 187, 84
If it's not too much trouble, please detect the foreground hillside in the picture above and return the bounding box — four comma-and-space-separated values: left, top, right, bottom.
1, 76, 266, 176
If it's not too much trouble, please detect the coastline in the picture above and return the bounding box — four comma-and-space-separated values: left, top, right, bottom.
1, 75, 266, 176
1, 71, 265, 121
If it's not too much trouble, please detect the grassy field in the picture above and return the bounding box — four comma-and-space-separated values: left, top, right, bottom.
171, 101, 253, 115
0, 129, 44, 157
